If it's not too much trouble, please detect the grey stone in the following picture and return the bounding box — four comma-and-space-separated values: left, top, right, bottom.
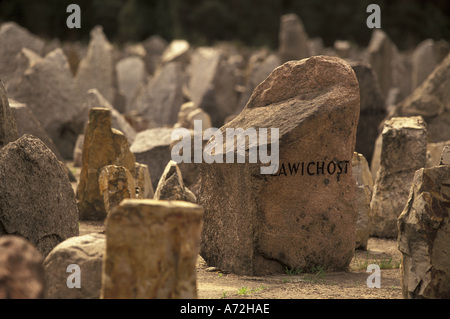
7, 48, 84, 159
0, 79, 18, 149
9, 99, 62, 160
75, 26, 117, 105
391, 52, 450, 143
0, 134, 79, 256
128, 62, 185, 128
130, 127, 174, 190
411, 39, 438, 90
278, 13, 309, 63
0, 22, 45, 85
43, 233, 105, 299
154, 160, 196, 203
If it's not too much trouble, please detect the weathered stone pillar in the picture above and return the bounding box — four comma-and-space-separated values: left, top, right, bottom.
99, 165, 136, 215
101, 199, 203, 299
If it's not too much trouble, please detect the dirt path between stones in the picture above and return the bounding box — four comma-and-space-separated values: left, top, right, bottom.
79, 220, 403, 300
73, 163, 403, 300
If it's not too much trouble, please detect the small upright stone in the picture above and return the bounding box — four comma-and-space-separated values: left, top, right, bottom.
440, 146, 450, 165
392, 53, 450, 142
101, 199, 204, 299
0, 236, 45, 299
0, 22, 45, 84
370, 116, 428, 238
99, 165, 136, 215
77, 108, 136, 220
352, 152, 373, 250
278, 13, 310, 63
134, 162, 154, 199
154, 160, 197, 203
75, 26, 117, 104
0, 79, 18, 148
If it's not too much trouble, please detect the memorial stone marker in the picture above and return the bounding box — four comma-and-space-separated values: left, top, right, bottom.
199, 56, 360, 275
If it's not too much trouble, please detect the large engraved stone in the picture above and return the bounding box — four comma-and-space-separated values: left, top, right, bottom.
101, 199, 203, 299
199, 56, 360, 275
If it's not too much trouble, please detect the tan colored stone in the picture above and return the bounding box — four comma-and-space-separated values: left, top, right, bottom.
199, 56, 360, 275
398, 165, 450, 299
426, 141, 450, 167
77, 108, 136, 220
352, 152, 373, 250
101, 199, 203, 299
370, 116, 428, 238
440, 146, 450, 165
134, 162, 154, 199
154, 160, 196, 203
99, 165, 136, 215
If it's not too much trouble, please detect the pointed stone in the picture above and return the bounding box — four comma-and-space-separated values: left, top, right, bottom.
77, 108, 136, 220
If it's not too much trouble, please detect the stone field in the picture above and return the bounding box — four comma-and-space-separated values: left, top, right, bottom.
0, 14, 449, 300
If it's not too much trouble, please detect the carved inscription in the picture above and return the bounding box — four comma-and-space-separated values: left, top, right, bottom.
271, 160, 350, 177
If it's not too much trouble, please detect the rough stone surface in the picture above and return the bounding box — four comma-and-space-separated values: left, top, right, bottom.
84, 89, 137, 144
278, 13, 310, 64
398, 165, 450, 299
350, 62, 386, 163
0, 79, 18, 149
128, 61, 185, 128
199, 56, 360, 275
9, 99, 62, 160
77, 108, 136, 221
116, 56, 147, 110
101, 199, 204, 299
73, 134, 84, 167
0, 235, 45, 299
0, 134, 79, 256
7, 48, 84, 159
364, 30, 409, 100
75, 26, 117, 105
411, 39, 438, 90
134, 162, 154, 199
0, 22, 45, 85
160, 39, 190, 65
391, 53, 450, 143
43, 233, 105, 299
352, 153, 373, 250
237, 53, 281, 112
370, 116, 428, 238
99, 165, 136, 215
154, 160, 196, 203
130, 127, 174, 190
142, 35, 168, 75
440, 146, 450, 165
189, 47, 239, 127
426, 141, 450, 167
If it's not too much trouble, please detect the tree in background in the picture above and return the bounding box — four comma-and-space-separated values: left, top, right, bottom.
0, 0, 448, 50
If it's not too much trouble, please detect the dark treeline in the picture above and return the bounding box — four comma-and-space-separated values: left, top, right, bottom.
0, 0, 448, 50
